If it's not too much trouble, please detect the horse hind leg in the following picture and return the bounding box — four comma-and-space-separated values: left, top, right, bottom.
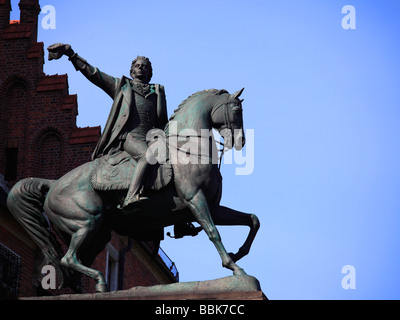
59, 216, 108, 293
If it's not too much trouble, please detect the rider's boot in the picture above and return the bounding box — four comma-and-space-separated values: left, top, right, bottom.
120, 157, 150, 213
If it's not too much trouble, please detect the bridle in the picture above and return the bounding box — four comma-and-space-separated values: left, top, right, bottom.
211, 99, 241, 132
211, 100, 242, 169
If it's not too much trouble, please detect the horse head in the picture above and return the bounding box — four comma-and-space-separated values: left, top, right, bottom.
211, 88, 246, 151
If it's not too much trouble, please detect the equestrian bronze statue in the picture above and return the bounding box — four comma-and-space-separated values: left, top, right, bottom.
7, 43, 260, 293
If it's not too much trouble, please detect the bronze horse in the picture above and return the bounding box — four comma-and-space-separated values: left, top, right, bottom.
7, 88, 260, 293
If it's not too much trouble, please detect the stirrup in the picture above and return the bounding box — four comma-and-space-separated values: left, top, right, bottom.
119, 194, 150, 213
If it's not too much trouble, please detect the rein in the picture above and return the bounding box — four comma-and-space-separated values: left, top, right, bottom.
165, 93, 239, 170
166, 134, 227, 169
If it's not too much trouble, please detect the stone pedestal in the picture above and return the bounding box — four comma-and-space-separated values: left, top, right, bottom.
21, 275, 267, 300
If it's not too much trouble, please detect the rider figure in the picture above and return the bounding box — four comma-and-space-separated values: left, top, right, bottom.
48, 44, 168, 211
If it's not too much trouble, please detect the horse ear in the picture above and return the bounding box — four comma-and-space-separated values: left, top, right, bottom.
232, 88, 245, 99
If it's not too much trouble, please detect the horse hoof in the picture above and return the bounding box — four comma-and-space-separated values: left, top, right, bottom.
233, 268, 247, 276
95, 282, 106, 293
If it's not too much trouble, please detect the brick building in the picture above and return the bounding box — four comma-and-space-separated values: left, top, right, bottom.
0, 0, 177, 298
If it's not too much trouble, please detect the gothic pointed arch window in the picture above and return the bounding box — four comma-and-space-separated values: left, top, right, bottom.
36, 129, 64, 179
5, 80, 28, 140
1, 79, 29, 182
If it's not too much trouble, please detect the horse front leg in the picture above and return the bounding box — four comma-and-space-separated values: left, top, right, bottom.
213, 206, 260, 263
185, 190, 246, 276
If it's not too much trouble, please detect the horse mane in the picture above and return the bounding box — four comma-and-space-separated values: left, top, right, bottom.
168, 89, 229, 122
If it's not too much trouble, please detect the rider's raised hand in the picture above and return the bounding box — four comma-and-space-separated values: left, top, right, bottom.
47, 43, 74, 60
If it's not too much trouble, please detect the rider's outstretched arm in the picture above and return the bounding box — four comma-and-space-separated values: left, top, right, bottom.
68, 52, 120, 100
47, 43, 120, 99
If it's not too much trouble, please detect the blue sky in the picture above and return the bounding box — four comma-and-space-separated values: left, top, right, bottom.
11, 0, 400, 299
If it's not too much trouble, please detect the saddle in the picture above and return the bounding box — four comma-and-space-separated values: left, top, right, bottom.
90, 151, 173, 192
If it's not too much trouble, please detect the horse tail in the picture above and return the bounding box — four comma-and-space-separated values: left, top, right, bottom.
7, 178, 67, 289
